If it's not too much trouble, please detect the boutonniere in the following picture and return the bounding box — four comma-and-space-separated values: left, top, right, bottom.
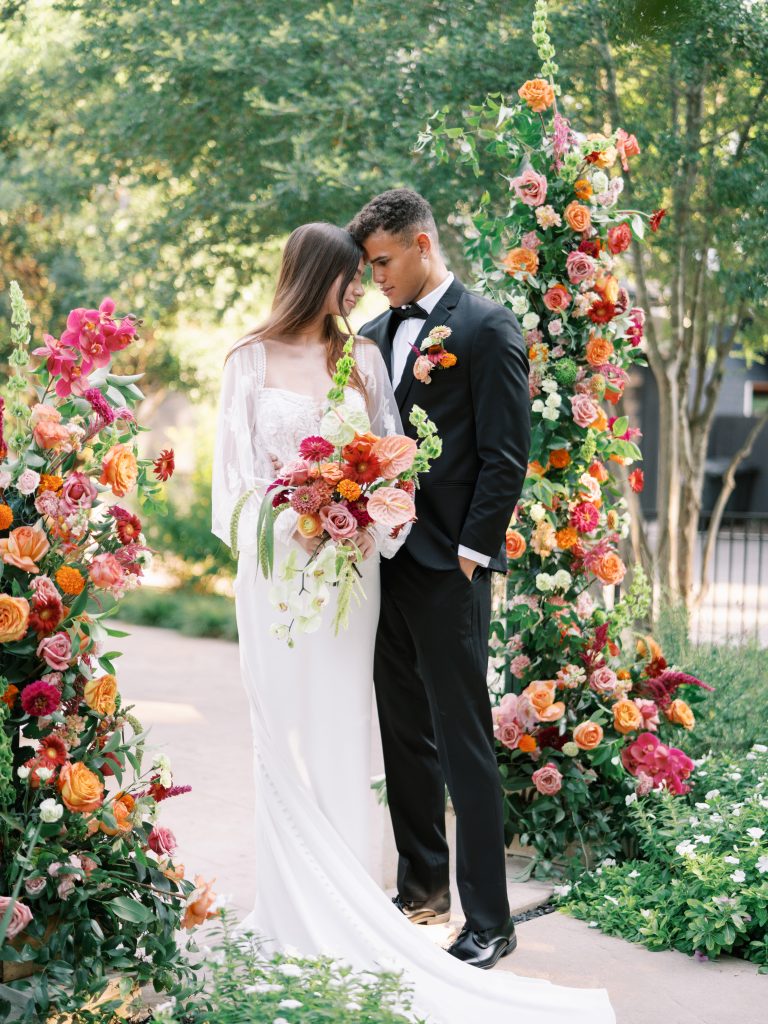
412, 326, 457, 384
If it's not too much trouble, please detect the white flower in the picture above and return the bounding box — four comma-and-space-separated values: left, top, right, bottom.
728, 773, 742, 782
522, 312, 540, 331
756, 856, 768, 874
605, 895, 619, 905
747, 828, 765, 841
730, 870, 746, 883
17, 766, 31, 781
0, 469, 11, 489
541, 378, 559, 393
710, 813, 723, 823
694, 835, 712, 845
752, 744, 767, 753
529, 503, 547, 523
588, 920, 599, 927
625, 793, 638, 807
39, 799, 64, 823
545, 391, 562, 408
269, 623, 291, 643
591, 171, 609, 193
345, 1003, 362, 1013
511, 295, 529, 316
724, 856, 740, 865
36, 767, 54, 782
532, 399, 545, 414
553, 883, 572, 898
675, 840, 697, 858
15, 468, 41, 495
640, 909, 652, 919
705, 790, 720, 800
535, 573, 554, 593
746, 753, 757, 761
601, 858, 617, 868
542, 406, 559, 422
695, 802, 709, 810
548, 318, 564, 336
628, 870, 640, 878
552, 569, 572, 590
278, 1000, 303, 1010
277, 963, 303, 978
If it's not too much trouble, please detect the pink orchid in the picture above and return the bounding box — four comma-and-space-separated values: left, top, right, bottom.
32, 334, 77, 377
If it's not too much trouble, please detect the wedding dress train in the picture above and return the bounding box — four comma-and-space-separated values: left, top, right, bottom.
211, 339, 615, 1024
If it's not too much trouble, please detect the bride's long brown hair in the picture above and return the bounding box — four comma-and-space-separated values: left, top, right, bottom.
227, 222, 367, 397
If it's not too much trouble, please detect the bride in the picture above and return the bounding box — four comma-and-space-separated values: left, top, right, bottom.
211, 222, 614, 1023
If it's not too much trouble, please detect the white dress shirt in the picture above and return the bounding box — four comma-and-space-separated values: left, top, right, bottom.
390, 273, 491, 570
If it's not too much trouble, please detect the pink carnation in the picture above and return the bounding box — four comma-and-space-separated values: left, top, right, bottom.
520, 231, 541, 250
532, 762, 563, 796
509, 654, 531, 679
89, 552, 125, 591
510, 167, 548, 207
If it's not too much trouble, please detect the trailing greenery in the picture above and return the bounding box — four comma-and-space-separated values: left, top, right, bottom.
554, 744, 768, 970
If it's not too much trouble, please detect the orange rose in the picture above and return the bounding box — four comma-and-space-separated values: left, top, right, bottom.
518, 78, 555, 113
182, 875, 218, 931
522, 679, 556, 717
543, 284, 572, 312
318, 461, 344, 485
574, 178, 593, 200
613, 699, 643, 735
58, 762, 105, 814
84, 674, 118, 716
0, 594, 30, 642
371, 434, 418, 478
666, 698, 695, 730
296, 513, 323, 539
573, 721, 604, 750
502, 247, 539, 276
549, 449, 571, 470
592, 551, 626, 585
99, 443, 138, 498
505, 529, 527, 560
556, 527, 578, 550
100, 792, 135, 836
585, 335, 615, 367
538, 700, 566, 723
0, 524, 50, 573
564, 201, 592, 233
517, 734, 537, 753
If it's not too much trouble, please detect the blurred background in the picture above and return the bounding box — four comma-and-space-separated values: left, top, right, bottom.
1, 0, 766, 647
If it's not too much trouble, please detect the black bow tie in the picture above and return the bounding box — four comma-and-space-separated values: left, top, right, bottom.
389, 302, 428, 324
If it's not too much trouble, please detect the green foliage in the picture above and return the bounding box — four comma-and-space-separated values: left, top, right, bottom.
110, 588, 237, 642
555, 744, 768, 970
153, 911, 425, 1024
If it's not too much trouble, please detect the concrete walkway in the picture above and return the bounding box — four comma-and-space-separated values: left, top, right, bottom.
116, 624, 764, 1024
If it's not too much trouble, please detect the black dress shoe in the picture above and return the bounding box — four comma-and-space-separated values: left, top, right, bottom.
446, 917, 517, 969
392, 893, 451, 926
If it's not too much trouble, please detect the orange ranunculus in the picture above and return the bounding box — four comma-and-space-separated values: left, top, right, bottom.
58, 762, 105, 814
517, 734, 537, 753
182, 875, 218, 931
439, 351, 458, 368
538, 700, 566, 723
83, 674, 118, 716
595, 273, 619, 303
0, 524, 50, 574
518, 78, 555, 112
505, 529, 527, 560
556, 527, 578, 550
613, 699, 643, 735
592, 551, 626, 585
564, 201, 591, 233
371, 434, 418, 478
588, 460, 609, 483
99, 443, 138, 498
100, 792, 135, 836
296, 513, 323, 539
591, 408, 609, 432
502, 247, 539, 277
573, 721, 604, 750
666, 698, 695, 730
318, 461, 344, 485
0, 594, 30, 642
585, 335, 615, 368
549, 449, 571, 470
522, 679, 556, 717
574, 178, 593, 200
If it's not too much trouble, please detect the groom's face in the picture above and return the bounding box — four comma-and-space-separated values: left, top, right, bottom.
363, 229, 431, 309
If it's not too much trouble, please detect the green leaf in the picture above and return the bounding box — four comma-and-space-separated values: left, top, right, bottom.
612, 416, 629, 437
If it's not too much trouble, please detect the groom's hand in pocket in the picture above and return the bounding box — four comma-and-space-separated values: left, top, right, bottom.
458, 554, 479, 581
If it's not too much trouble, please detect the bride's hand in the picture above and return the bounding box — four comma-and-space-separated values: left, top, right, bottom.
293, 531, 321, 555
353, 529, 376, 561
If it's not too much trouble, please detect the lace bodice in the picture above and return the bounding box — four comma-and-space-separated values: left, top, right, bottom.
211, 338, 403, 557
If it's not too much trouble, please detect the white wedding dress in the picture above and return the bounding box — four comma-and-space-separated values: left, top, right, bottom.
211, 338, 615, 1024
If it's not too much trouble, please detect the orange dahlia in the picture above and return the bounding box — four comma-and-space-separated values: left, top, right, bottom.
56, 566, 85, 595
337, 479, 362, 501
548, 449, 571, 470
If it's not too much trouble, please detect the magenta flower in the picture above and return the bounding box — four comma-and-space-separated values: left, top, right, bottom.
298, 435, 334, 461
55, 359, 93, 399
21, 680, 61, 717
570, 501, 600, 533
148, 825, 177, 857
32, 333, 77, 377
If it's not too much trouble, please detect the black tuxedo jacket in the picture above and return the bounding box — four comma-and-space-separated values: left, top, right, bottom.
361, 277, 530, 572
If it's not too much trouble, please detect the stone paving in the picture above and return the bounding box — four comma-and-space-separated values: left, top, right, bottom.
117, 623, 765, 1024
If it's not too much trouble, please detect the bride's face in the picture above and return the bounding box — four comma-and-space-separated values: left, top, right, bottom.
328, 259, 365, 318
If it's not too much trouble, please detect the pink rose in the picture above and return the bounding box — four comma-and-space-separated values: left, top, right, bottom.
497, 720, 523, 749
510, 167, 548, 207
634, 698, 660, 732
566, 250, 597, 284
509, 654, 531, 679
0, 896, 33, 940
543, 284, 571, 313
280, 459, 312, 486
148, 826, 177, 857
413, 355, 432, 382
589, 666, 618, 697
89, 552, 125, 590
570, 393, 600, 428
37, 632, 72, 671
24, 876, 47, 898
495, 692, 520, 724
319, 502, 358, 541
16, 469, 41, 496
60, 471, 98, 513
532, 762, 563, 796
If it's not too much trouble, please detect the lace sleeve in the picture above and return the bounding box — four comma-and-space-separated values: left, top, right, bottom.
211, 343, 276, 556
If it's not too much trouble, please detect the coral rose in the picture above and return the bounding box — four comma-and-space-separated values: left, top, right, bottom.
372, 435, 418, 478
522, 679, 556, 718
84, 674, 118, 716
666, 698, 695, 730
543, 284, 571, 313
100, 792, 135, 835
518, 78, 555, 112
0, 896, 33, 940
607, 222, 632, 255
592, 552, 626, 586
0, 594, 30, 642
564, 201, 591, 233
318, 461, 344, 485
573, 721, 604, 750
182, 875, 218, 930
585, 335, 615, 368
33, 411, 70, 451
505, 529, 526, 560
89, 552, 125, 590
0, 524, 50, 573
531, 762, 563, 796
613, 699, 644, 735
99, 443, 138, 497
502, 247, 539, 277
366, 486, 415, 528
58, 762, 105, 813
538, 700, 565, 723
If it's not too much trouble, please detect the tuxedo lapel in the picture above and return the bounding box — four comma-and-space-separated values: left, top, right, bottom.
394, 277, 465, 410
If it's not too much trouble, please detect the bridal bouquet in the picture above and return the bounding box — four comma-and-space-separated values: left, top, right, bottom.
0, 283, 212, 1015
230, 337, 441, 644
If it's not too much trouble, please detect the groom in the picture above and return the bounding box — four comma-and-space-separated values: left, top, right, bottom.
349, 189, 530, 969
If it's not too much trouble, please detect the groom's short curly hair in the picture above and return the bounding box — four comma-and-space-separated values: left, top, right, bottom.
348, 188, 438, 246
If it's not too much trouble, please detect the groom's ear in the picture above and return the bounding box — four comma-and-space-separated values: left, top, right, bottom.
415, 231, 433, 259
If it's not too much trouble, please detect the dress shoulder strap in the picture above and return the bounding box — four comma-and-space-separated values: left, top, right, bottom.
252, 339, 267, 388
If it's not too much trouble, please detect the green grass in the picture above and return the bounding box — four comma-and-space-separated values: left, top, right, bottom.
111, 586, 237, 641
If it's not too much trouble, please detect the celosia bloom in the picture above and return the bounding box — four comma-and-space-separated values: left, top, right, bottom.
21, 681, 61, 717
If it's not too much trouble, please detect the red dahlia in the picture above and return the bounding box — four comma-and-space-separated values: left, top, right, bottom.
153, 449, 175, 481
21, 681, 61, 717
342, 455, 382, 485
37, 734, 69, 766
587, 299, 617, 325
116, 513, 142, 544
29, 594, 65, 635
650, 208, 667, 232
